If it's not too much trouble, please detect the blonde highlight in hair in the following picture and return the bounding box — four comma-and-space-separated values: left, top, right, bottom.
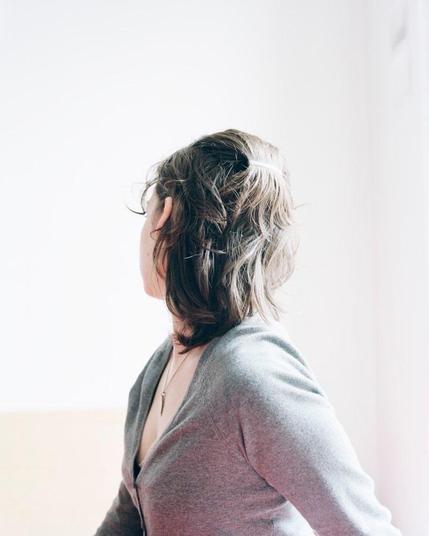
134, 128, 301, 353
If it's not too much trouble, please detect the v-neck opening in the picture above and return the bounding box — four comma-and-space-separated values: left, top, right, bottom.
131, 314, 263, 485
132, 332, 221, 485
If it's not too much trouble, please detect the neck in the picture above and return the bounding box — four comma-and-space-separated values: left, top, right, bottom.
169, 315, 210, 364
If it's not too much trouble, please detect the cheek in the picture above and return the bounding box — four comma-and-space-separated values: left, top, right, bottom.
139, 222, 152, 268
140, 218, 160, 271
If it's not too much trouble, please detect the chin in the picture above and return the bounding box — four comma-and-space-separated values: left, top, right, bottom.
142, 280, 162, 300
142, 280, 154, 297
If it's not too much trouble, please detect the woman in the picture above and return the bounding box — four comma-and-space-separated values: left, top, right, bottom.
94, 129, 402, 535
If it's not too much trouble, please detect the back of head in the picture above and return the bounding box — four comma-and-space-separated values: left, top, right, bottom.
138, 128, 300, 352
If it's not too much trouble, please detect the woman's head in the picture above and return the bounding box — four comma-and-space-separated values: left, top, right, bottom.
135, 128, 300, 353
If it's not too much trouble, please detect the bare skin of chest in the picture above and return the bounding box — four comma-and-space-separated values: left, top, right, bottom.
137, 346, 206, 467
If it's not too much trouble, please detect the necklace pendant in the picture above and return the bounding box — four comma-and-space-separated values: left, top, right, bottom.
160, 391, 166, 415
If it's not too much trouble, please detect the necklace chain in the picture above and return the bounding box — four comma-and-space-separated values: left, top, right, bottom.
160, 344, 193, 415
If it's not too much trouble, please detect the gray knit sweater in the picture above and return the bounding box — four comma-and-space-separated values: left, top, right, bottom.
94, 314, 402, 535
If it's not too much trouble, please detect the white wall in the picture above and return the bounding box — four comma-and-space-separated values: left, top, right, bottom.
0, 0, 376, 432
2, 0, 427, 533
366, 0, 429, 533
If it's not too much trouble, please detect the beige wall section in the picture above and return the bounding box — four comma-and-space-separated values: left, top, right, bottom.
0, 409, 126, 536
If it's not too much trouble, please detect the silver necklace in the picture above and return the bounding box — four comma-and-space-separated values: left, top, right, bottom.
160, 346, 193, 415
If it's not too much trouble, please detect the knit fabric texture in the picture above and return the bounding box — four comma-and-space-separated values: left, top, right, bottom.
94, 314, 402, 535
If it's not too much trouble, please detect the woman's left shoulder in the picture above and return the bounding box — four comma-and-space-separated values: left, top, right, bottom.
208, 317, 328, 402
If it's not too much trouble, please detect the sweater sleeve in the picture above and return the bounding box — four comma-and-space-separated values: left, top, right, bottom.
234, 334, 403, 536
93, 478, 142, 536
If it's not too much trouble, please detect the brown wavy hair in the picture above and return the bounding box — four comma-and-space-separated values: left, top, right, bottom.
128, 128, 301, 354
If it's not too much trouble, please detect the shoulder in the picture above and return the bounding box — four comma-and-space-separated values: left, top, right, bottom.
205, 317, 329, 414
204, 318, 335, 463
208, 317, 324, 393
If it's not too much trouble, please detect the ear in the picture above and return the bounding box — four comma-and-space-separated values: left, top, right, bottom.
154, 196, 173, 232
